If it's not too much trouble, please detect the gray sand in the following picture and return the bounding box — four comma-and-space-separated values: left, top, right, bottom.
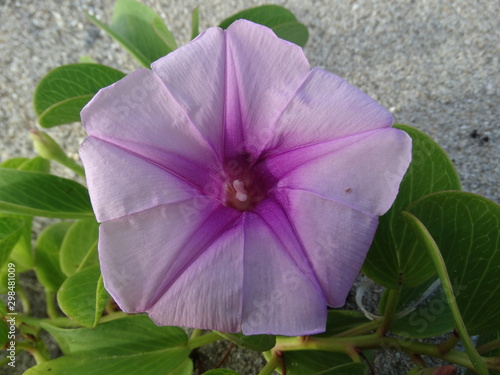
0, 0, 498, 374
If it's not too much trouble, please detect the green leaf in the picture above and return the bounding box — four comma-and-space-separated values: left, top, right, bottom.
214, 331, 275, 352
401, 209, 488, 375
0, 157, 51, 273
271, 351, 364, 375
0, 157, 30, 169
315, 363, 367, 375
191, 7, 199, 40
79, 55, 96, 64
319, 310, 371, 337
379, 280, 453, 338
60, 218, 99, 276
363, 124, 461, 289
151, 17, 177, 51
34, 222, 72, 292
34, 63, 126, 127
27, 315, 192, 375
219, 5, 308, 47
57, 264, 109, 327
0, 217, 25, 267
0, 168, 93, 219
18, 156, 51, 173
88, 0, 176, 67
407, 191, 500, 335
1, 156, 50, 173
389, 292, 453, 339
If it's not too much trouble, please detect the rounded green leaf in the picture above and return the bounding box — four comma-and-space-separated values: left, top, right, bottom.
34, 222, 72, 292
219, 5, 308, 47
34, 63, 126, 127
363, 124, 461, 288
28, 315, 192, 375
60, 218, 99, 276
57, 264, 110, 327
407, 191, 500, 335
214, 331, 275, 352
0, 168, 94, 219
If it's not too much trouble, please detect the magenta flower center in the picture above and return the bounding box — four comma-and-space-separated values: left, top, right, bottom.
223, 157, 268, 212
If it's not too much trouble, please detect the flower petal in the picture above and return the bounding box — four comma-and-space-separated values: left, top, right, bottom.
80, 137, 202, 222
99, 199, 239, 314
268, 68, 394, 154
151, 27, 226, 156
270, 128, 412, 216
148, 222, 244, 332
282, 188, 379, 306
241, 210, 326, 336
224, 20, 310, 157
81, 68, 220, 180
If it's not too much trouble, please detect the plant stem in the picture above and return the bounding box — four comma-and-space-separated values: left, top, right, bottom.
98, 311, 128, 323
258, 352, 281, 375
437, 330, 460, 355
273, 335, 500, 372
377, 287, 401, 336
409, 353, 428, 368
45, 290, 59, 319
16, 283, 31, 314
188, 332, 223, 350
190, 328, 203, 340
477, 338, 500, 354
18, 314, 81, 328
333, 319, 381, 337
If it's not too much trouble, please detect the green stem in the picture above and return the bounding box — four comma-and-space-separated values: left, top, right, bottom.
401, 211, 489, 375
258, 352, 281, 375
16, 283, 31, 314
274, 335, 500, 372
18, 314, 81, 328
436, 330, 460, 355
409, 353, 428, 368
333, 319, 381, 337
377, 287, 401, 336
45, 290, 59, 319
0, 356, 10, 367
98, 311, 128, 323
477, 338, 500, 354
64, 159, 86, 178
187, 332, 223, 350
33, 340, 50, 364
190, 328, 203, 340
15, 341, 50, 364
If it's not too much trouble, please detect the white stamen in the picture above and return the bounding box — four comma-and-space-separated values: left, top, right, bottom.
232, 180, 248, 202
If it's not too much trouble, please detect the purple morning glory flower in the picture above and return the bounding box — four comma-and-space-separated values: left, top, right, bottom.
80, 20, 411, 335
